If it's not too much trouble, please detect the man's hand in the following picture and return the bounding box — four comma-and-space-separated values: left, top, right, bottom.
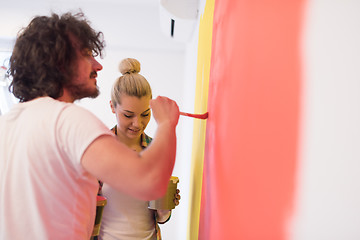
150, 96, 179, 127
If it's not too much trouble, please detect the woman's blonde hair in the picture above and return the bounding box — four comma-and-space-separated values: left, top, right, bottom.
111, 58, 152, 107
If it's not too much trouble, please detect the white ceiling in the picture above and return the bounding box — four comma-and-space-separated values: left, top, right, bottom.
0, 0, 186, 51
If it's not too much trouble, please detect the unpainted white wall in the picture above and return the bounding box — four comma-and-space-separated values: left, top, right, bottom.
290, 1, 360, 239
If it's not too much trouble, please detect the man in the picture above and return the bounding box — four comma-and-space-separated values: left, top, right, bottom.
0, 12, 179, 239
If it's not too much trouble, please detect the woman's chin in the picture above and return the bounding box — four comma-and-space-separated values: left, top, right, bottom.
127, 131, 141, 138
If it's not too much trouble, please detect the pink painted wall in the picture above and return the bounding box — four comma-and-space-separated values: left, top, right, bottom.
199, 1, 305, 239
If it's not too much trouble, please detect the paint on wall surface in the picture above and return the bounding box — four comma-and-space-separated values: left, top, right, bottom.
199, 0, 305, 239
187, 0, 215, 239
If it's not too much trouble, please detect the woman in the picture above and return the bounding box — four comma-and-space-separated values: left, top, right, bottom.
98, 58, 180, 240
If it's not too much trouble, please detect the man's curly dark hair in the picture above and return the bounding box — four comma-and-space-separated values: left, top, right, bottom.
9, 11, 105, 102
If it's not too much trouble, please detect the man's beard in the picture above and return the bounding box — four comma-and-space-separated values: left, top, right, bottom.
67, 71, 100, 100
67, 81, 100, 100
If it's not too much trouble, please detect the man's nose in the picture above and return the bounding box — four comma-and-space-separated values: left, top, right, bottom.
92, 57, 103, 71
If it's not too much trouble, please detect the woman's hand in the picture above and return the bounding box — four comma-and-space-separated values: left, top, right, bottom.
174, 189, 180, 206
156, 209, 171, 223
156, 189, 181, 223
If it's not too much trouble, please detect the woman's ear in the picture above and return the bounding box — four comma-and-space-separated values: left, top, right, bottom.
110, 100, 116, 113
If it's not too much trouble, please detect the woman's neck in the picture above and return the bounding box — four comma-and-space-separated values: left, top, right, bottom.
116, 127, 142, 152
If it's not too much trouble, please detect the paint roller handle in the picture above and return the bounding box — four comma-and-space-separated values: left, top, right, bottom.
179, 111, 208, 119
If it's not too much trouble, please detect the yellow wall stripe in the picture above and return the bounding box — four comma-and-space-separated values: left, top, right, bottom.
187, 0, 215, 239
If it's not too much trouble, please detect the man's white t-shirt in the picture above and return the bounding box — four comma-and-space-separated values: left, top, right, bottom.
0, 97, 113, 239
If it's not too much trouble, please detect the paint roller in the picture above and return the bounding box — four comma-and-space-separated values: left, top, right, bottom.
179, 111, 208, 119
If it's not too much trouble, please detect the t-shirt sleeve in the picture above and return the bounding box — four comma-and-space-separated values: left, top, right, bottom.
55, 104, 114, 172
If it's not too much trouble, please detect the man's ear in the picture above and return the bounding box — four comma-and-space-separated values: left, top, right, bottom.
110, 100, 116, 113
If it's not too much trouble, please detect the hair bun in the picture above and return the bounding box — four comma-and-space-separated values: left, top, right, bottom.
119, 58, 141, 75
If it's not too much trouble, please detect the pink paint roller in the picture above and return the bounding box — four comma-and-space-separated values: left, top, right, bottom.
180, 111, 208, 119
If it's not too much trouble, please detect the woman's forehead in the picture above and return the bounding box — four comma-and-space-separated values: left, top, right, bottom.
118, 95, 151, 112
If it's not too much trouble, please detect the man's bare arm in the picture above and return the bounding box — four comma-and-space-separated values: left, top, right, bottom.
81, 96, 179, 200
